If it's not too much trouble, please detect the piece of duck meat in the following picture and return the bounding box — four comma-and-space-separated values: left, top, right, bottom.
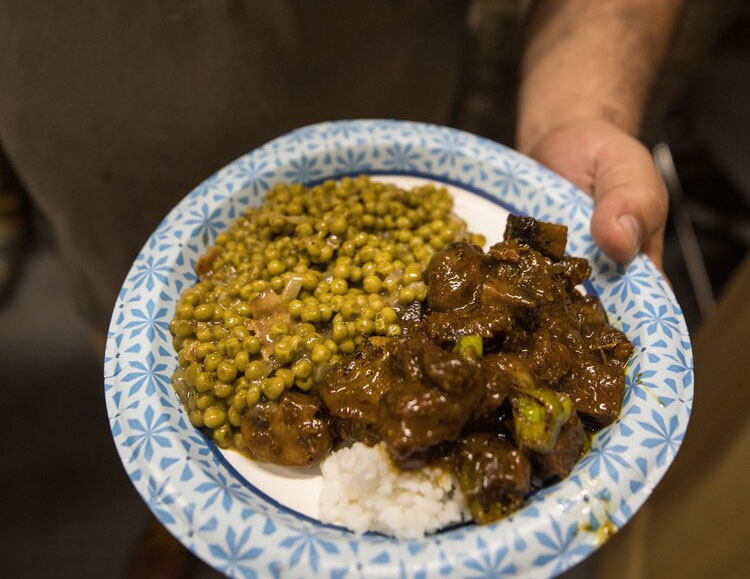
318, 341, 393, 446
425, 305, 513, 345
553, 255, 591, 289
559, 359, 626, 427
569, 293, 608, 336
503, 214, 568, 260
528, 329, 572, 388
588, 324, 634, 369
426, 241, 485, 312
529, 413, 586, 481
454, 433, 532, 523
240, 391, 333, 467
378, 338, 485, 468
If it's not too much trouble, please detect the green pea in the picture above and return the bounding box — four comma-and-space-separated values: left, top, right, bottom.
276, 368, 295, 389
296, 322, 316, 336
398, 287, 416, 304
339, 339, 355, 354
301, 305, 321, 323
356, 318, 375, 334
194, 303, 214, 321
245, 360, 268, 380
381, 307, 398, 324
213, 381, 234, 399
196, 325, 213, 342
246, 384, 261, 406
402, 270, 422, 284
251, 279, 269, 292
196, 342, 212, 360
217, 360, 238, 383
327, 279, 344, 296
243, 335, 261, 354
293, 375, 311, 391
288, 299, 304, 318
341, 301, 360, 320
262, 377, 285, 400
349, 266, 363, 283
362, 262, 377, 276
292, 358, 313, 378
204, 352, 222, 372
212, 424, 232, 447
267, 259, 285, 276
182, 290, 201, 306
311, 344, 332, 363
359, 246, 376, 262
332, 322, 348, 343
176, 303, 194, 320
332, 263, 350, 279
195, 372, 214, 393
302, 271, 319, 291
234, 303, 252, 318
224, 337, 240, 357
273, 342, 293, 364
234, 350, 249, 372
196, 393, 217, 410
189, 410, 204, 427
270, 276, 284, 292
376, 261, 393, 276
363, 275, 382, 294
228, 406, 243, 427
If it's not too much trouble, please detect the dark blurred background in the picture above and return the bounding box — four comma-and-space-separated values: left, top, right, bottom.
0, 1, 748, 578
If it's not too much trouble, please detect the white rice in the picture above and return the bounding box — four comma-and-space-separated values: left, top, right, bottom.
319, 442, 469, 539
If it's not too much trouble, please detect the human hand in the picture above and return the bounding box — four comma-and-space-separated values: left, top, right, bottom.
526, 118, 668, 269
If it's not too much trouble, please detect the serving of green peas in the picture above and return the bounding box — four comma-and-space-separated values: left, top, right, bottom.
169, 175, 485, 450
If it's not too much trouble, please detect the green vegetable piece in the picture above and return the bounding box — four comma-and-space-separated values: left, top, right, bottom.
453, 335, 483, 359
510, 388, 572, 453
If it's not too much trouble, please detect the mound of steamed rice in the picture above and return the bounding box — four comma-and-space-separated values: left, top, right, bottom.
319, 442, 469, 539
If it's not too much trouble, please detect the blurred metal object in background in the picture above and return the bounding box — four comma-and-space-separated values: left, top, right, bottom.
654, 142, 716, 319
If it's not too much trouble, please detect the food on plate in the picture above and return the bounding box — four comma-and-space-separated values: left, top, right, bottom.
169, 176, 633, 537
169, 175, 485, 451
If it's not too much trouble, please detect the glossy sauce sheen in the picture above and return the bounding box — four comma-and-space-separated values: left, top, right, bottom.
241, 215, 634, 524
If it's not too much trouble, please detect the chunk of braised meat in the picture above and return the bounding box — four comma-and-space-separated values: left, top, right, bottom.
318, 342, 393, 446
378, 338, 484, 468
477, 353, 516, 413
454, 433, 532, 524
570, 293, 607, 334
588, 325, 634, 368
399, 300, 426, 335
321, 329, 487, 468
529, 413, 585, 481
487, 240, 567, 306
426, 306, 513, 345
553, 256, 591, 289
559, 360, 626, 427
240, 391, 333, 467
503, 214, 568, 260
426, 241, 485, 312
528, 329, 572, 388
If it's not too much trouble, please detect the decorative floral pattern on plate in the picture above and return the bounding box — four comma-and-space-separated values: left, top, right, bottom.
105, 120, 693, 578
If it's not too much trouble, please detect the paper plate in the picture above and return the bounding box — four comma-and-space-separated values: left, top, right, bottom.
105, 120, 693, 578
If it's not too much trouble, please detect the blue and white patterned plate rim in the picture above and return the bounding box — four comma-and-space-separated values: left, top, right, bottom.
104, 119, 693, 579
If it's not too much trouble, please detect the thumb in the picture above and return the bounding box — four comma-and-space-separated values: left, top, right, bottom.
589, 133, 668, 268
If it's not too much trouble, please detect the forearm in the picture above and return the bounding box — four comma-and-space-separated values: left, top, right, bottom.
517, 0, 683, 153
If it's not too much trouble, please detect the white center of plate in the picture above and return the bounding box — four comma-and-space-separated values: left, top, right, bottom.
221, 175, 511, 520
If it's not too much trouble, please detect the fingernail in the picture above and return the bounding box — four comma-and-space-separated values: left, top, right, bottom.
618, 214, 641, 260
